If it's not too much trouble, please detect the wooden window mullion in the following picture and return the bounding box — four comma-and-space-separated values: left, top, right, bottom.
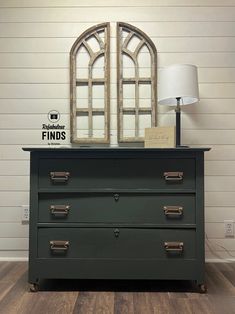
117, 26, 124, 142
135, 62, 140, 138
117, 22, 157, 143
70, 23, 110, 144
88, 64, 93, 138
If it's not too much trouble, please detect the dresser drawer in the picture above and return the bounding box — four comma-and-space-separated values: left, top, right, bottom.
38, 193, 195, 224
38, 158, 195, 190
37, 228, 196, 259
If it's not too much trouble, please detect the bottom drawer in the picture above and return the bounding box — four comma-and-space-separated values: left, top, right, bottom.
37, 228, 196, 260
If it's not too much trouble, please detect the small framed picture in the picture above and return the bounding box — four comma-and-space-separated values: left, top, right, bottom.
145, 127, 175, 148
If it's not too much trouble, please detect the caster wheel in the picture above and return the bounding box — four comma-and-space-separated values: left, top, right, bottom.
29, 283, 39, 292
198, 284, 207, 293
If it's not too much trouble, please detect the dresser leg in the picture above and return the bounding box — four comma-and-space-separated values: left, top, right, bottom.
197, 283, 207, 293
29, 283, 39, 292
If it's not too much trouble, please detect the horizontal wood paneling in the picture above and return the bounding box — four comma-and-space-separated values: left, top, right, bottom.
206, 239, 235, 251
1, 113, 235, 130
0, 145, 61, 160
206, 192, 235, 207
0, 251, 28, 259
193, 145, 235, 160
0, 238, 28, 251
0, 223, 28, 238
205, 161, 235, 176
1, 83, 235, 99
0, 146, 30, 160
0, 99, 69, 114
206, 222, 235, 240
1, 68, 235, 84
0, 176, 29, 191
199, 83, 235, 98
206, 207, 235, 222
180, 99, 235, 114
1, 22, 235, 38
1, 99, 235, 115
0, 53, 68, 68
0, 83, 70, 99
0, 207, 24, 222
205, 176, 235, 191
0, 7, 235, 23
0, 37, 234, 53
3, 115, 116, 130
159, 52, 235, 67
1, 52, 235, 68
1, 0, 235, 8
159, 113, 235, 130
205, 251, 235, 260
0, 68, 69, 83
0, 114, 70, 129
183, 130, 235, 145
0, 192, 29, 207
206, 223, 224, 238
0, 161, 29, 176
198, 68, 235, 83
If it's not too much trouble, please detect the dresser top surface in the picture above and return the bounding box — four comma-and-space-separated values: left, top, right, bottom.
23, 147, 210, 152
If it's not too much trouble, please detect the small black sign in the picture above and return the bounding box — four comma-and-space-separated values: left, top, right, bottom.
42, 110, 66, 145
48, 110, 60, 123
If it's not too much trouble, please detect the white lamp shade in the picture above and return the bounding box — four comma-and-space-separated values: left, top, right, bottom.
158, 64, 199, 106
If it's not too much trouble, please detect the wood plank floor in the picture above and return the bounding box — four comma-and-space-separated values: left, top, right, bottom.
0, 262, 235, 314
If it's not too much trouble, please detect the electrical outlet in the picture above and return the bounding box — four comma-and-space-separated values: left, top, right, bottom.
224, 220, 234, 237
21, 205, 29, 222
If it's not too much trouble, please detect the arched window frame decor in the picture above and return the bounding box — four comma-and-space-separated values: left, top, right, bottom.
117, 22, 157, 143
70, 22, 110, 144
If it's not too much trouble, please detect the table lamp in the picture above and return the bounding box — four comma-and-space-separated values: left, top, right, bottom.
158, 64, 199, 147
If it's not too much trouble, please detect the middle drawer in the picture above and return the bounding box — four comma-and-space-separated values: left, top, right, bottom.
38, 193, 195, 225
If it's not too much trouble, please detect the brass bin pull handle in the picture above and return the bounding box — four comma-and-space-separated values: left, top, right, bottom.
50, 205, 70, 216
164, 242, 184, 253
164, 206, 183, 216
50, 241, 69, 252
164, 172, 183, 181
50, 172, 70, 183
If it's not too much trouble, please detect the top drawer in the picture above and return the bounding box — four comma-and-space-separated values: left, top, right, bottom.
38, 158, 195, 190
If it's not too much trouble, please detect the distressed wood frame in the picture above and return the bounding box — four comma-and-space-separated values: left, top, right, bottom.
70, 22, 110, 144
117, 22, 157, 143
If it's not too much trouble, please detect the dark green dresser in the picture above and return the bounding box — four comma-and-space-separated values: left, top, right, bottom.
23, 147, 210, 292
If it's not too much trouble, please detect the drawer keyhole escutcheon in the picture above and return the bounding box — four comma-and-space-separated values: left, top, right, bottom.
114, 229, 120, 237
114, 193, 119, 202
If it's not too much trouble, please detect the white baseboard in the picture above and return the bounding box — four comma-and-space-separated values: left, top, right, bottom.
206, 258, 235, 263
0, 257, 28, 262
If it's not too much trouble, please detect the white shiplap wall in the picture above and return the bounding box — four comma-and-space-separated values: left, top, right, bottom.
0, 0, 235, 260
